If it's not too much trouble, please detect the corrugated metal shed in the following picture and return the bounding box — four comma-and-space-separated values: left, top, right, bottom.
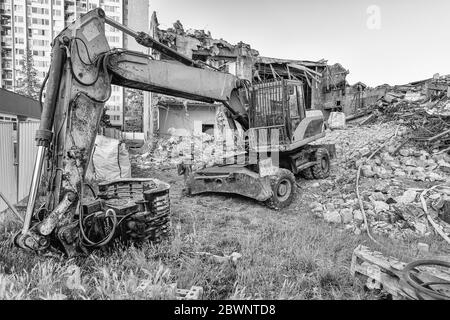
17, 122, 40, 203
0, 88, 41, 119
0, 122, 17, 212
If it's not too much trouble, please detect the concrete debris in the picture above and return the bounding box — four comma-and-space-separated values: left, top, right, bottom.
323, 210, 342, 224
132, 131, 245, 171
328, 112, 346, 130
417, 242, 430, 253
372, 94, 450, 153
308, 114, 450, 241
196, 251, 242, 264
396, 190, 417, 204
340, 208, 354, 224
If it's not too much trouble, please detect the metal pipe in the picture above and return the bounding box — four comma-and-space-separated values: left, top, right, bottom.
22, 146, 46, 234
0, 192, 24, 223
104, 16, 199, 68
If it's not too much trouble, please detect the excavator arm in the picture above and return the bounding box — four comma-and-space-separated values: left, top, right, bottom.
15, 8, 248, 254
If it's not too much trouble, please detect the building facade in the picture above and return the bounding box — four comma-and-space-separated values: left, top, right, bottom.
0, 0, 149, 127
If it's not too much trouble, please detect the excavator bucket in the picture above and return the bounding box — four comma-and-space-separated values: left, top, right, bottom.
184, 165, 274, 202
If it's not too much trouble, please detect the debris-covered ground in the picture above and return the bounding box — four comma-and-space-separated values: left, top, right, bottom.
1, 93, 449, 300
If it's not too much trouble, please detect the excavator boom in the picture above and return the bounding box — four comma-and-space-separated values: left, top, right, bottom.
15, 8, 248, 255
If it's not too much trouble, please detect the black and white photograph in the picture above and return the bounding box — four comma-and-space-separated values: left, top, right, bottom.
0, 0, 449, 308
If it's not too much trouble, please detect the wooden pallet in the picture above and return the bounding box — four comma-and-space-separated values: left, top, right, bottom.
176, 286, 204, 300
351, 245, 450, 300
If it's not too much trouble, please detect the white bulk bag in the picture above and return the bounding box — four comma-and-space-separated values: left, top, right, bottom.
87, 135, 131, 181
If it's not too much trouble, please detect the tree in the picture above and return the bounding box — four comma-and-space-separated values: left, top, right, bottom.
125, 88, 143, 132
15, 49, 41, 100
100, 107, 112, 128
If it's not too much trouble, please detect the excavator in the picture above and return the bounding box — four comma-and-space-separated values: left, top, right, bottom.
12, 8, 334, 256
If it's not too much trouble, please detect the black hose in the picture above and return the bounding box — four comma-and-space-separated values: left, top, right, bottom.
39, 67, 51, 113
402, 259, 450, 300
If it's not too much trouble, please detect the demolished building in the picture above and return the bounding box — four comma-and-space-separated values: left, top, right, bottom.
143, 13, 385, 139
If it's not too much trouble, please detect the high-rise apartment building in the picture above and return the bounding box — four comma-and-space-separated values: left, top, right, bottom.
0, 0, 149, 127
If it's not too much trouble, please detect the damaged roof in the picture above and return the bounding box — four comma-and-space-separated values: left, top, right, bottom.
157, 19, 259, 59
255, 56, 328, 68
0, 88, 40, 119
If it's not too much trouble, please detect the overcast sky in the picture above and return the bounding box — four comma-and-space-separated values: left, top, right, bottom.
149, 0, 450, 87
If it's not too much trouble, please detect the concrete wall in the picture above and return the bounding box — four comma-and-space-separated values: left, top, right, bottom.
158, 105, 217, 136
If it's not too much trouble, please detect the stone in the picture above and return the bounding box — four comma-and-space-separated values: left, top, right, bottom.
344, 224, 354, 231
340, 208, 354, 223
413, 171, 427, 181
309, 202, 322, 210
334, 199, 345, 207
311, 182, 320, 188
374, 157, 382, 165
396, 190, 417, 204
361, 165, 375, 178
386, 145, 397, 155
354, 228, 362, 235
414, 222, 428, 235
438, 159, 450, 173
417, 242, 429, 253
431, 196, 446, 211
325, 203, 335, 211
370, 192, 387, 202
388, 161, 402, 169
425, 159, 437, 168
312, 206, 324, 214
363, 201, 374, 211
415, 159, 427, 168
433, 153, 447, 162
427, 172, 445, 182
394, 169, 406, 177
359, 147, 370, 156
323, 211, 342, 224
372, 166, 389, 178
399, 149, 410, 157
381, 152, 395, 162
402, 157, 416, 167
429, 193, 442, 200
373, 201, 390, 213
353, 209, 364, 222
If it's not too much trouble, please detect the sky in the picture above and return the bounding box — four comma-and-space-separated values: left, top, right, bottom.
149, 0, 450, 87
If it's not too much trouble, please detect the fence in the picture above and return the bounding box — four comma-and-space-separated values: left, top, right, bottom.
0, 121, 39, 212
0, 122, 17, 212
17, 122, 40, 202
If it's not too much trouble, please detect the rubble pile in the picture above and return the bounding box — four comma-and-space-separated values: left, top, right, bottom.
309, 122, 450, 241
132, 132, 245, 171
372, 93, 450, 152
157, 20, 259, 60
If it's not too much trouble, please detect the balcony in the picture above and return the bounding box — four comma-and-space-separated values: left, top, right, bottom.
0, 8, 11, 16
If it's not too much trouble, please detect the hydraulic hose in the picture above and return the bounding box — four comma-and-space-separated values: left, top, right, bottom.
402, 259, 450, 300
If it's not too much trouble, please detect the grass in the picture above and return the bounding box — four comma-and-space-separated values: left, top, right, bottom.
0, 149, 446, 300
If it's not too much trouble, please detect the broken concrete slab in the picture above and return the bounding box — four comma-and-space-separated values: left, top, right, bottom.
324, 211, 342, 224
340, 208, 354, 224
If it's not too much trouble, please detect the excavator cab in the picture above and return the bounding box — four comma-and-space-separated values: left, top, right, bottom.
185, 79, 335, 209
247, 79, 313, 151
